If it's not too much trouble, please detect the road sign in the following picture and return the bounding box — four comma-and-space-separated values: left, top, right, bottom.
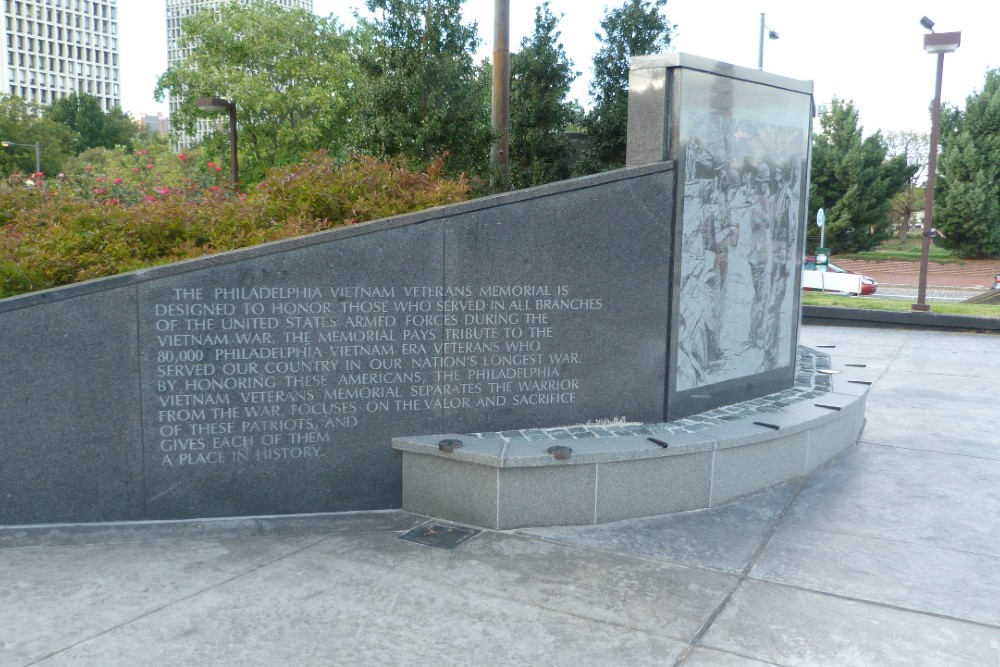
816, 247, 830, 271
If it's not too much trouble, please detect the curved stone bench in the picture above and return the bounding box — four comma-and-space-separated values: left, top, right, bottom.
392, 347, 870, 530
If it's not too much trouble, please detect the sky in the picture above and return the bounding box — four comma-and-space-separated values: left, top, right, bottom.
119, 0, 999, 137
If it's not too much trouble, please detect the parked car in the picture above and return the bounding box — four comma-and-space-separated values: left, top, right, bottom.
802, 256, 878, 296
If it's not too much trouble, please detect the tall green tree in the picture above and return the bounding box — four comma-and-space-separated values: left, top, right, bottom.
154, 0, 355, 183
809, 99, 914, 252
0, 95, 78, 177
44, 93, 140, 152
349, 0, 491, 177
934, 69, 1000, 257
578, 0, 673, 174
508, 3, 579, 189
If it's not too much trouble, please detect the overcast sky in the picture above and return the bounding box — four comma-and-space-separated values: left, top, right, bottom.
120, 0, 997, 137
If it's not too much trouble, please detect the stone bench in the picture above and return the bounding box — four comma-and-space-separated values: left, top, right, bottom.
392, 347, 870, 529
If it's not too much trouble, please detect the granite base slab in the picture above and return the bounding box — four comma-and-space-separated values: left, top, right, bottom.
393, 349, 870, 530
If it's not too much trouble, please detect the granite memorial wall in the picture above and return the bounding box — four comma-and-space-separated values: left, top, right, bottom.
627, 54, 813, 417
0, 54, 813, 525
1, 165, 675, 524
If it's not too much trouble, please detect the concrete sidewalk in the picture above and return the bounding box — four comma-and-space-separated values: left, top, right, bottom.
3, 325, 999, 666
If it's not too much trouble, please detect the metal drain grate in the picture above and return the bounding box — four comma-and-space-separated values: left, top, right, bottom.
399, 522, 481, 549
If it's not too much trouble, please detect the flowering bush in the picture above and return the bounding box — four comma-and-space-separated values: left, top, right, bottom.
59, 142, 237, 206
0, 151, 469, 297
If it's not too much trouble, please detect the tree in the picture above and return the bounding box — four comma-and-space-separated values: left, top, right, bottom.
44, 93, 140, 152
808, 99, 914, 252
577, 0, 673, 174
349, 0, 492, 177
154, 0, 355, 183
508, 3, 579, 189
0, 95, 78, 177
884, 131, 929, 243
934, 69, 1000, 257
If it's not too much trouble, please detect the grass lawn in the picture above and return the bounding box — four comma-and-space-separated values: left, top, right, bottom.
801, 291, 1000, 318
839, 241, 960, 263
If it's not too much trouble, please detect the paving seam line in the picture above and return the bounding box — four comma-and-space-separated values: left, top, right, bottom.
673, 476, 809, 665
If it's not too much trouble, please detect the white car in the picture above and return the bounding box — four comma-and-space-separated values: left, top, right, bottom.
802, 257, 878, 296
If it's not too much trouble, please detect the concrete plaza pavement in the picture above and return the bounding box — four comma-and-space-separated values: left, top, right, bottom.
2, 324, 999, 666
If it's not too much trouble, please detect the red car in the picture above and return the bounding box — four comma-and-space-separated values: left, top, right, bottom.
803, 257, 878, 296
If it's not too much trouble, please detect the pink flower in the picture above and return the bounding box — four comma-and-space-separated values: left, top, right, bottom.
86, 165, 93, 171
147, 164, 153, 170
93, 188, 106, 195
143, 194, 157, 203
178, 153, 186, 160
34, 171, 42, 177
139, 149, 148, 155
113, 177, 122, 185
215, 166, 222, 172
110, 198, 119, 205
97, 177, 104, 182
132, 167, 140, 173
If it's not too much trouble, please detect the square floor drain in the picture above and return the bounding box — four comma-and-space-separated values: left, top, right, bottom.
400, 522, 481, 549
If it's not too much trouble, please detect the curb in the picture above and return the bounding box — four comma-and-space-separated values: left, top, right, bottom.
802, 305, 1000, 333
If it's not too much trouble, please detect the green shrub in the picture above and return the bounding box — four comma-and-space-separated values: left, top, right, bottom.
60, 142, 235, 206
250, 152, 469, 226
0, 150, 469, 298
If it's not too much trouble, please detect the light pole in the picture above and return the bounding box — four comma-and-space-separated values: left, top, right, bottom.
195, 96, 238, 191
491, 0, 510, 186
758, 13, 779, 70
912, 18, 960, 312
1, 140, 41, 174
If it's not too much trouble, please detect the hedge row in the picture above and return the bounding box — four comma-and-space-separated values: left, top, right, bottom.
0, 152, 469, 298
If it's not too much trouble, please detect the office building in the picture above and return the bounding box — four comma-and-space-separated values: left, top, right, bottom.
139, 110, 168, 137
1, 0, 120, 110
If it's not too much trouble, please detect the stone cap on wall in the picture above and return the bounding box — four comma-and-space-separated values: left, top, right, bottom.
630, 52, 814, 95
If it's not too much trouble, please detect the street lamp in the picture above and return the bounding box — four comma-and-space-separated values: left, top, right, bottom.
1, 140, 41, 174
196, 96, 238, 191
912, 18, 961, 312
490, 0, 510, 187
758, 13, 779, 70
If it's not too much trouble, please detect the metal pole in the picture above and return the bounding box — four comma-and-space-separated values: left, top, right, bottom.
33, 142, 40, 174
758, 13, 765, 69
491, 0, 510, 185
913, 51, 945, 312
228, 102, 239, 192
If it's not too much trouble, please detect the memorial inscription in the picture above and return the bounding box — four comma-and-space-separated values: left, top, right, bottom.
147, 283, 599, 468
